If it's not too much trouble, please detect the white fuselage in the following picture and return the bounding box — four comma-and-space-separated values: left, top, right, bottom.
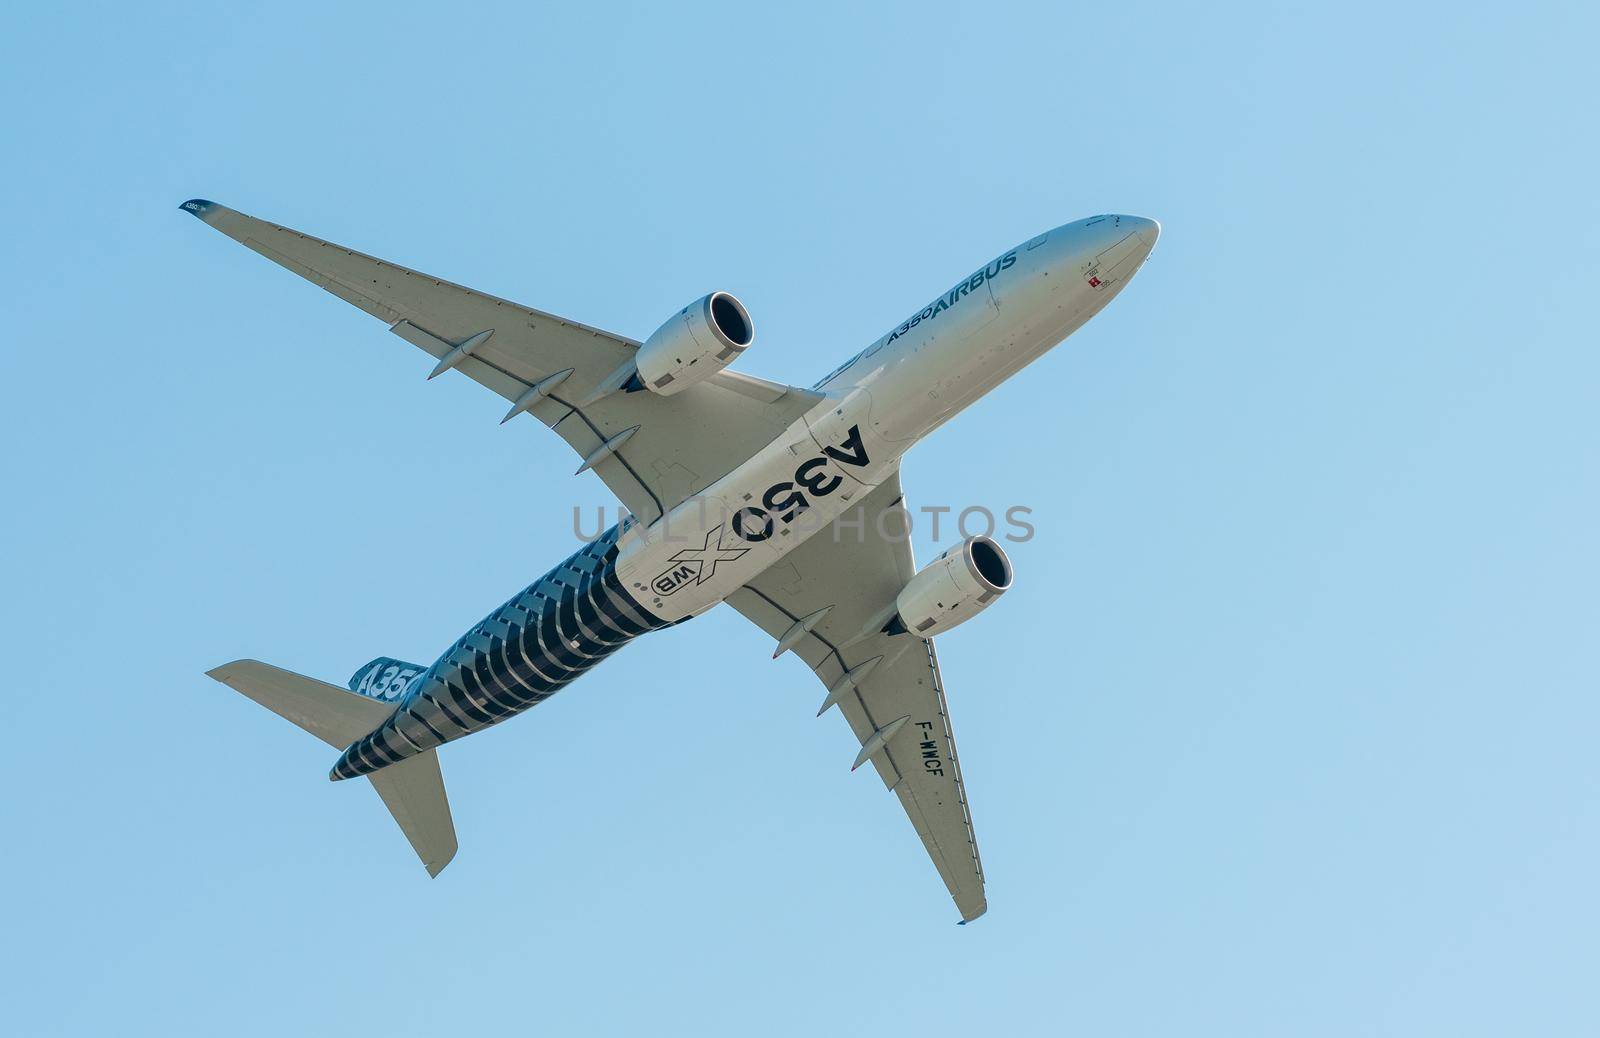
614, 215, 1159, 621
328, 214, 1159, 780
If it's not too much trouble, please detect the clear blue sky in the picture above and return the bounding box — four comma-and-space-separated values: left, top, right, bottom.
3, 2, 1596, 1034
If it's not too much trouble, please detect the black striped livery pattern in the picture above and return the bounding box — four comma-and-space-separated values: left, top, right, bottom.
330, 524, 668, 780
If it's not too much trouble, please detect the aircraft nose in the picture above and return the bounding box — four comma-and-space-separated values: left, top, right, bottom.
1116, 215, 1160, 250
1062, 214, 1160, 297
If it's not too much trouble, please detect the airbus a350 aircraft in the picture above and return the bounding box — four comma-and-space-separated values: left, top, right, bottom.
185, 199, 1157, 921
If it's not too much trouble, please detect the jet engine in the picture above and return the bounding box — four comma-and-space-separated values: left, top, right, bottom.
888, 536, 1014, 639
634, 291, 754, 396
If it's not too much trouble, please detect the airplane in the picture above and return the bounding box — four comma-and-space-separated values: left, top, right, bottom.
184, 198, 1158, 922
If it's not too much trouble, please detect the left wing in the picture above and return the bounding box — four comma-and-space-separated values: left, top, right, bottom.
180, 199, 822, 522
725, 472, 987, 922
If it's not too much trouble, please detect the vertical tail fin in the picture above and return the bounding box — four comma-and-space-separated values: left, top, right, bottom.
206, 660, 458, 876
346, 656, 429, 702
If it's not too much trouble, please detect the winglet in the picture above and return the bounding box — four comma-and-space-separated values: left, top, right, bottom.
178, 198, 226, 225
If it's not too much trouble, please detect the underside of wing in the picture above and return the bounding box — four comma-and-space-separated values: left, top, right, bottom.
725, 473, 987, 922
180, 199, 822, 521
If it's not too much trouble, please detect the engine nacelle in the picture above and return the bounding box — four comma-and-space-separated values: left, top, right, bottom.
634, 291, 754, 396
891, 536, 1014, 639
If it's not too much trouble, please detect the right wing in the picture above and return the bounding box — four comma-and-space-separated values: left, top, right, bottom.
180, 199, 822, 522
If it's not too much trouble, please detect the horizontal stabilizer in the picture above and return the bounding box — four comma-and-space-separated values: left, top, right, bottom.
207, 659, 394, 748
366, 748, 458, 877
206, 659, 458, 876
